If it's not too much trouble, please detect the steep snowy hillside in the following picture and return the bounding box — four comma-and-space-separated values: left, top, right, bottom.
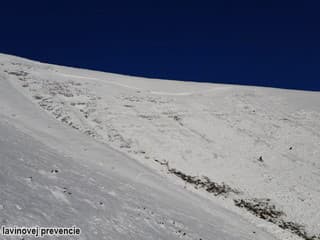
0, 55, 277, 240
0, 53, 319, 240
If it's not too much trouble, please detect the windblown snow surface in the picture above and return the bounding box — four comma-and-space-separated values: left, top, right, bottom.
0, 54, 319, 240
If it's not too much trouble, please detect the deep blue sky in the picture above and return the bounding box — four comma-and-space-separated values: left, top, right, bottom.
1, 1, 320, 91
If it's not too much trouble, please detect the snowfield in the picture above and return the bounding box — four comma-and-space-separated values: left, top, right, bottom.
0, 53, 319, 240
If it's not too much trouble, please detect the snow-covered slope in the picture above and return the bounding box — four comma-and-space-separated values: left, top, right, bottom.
0, 53, 319, 240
